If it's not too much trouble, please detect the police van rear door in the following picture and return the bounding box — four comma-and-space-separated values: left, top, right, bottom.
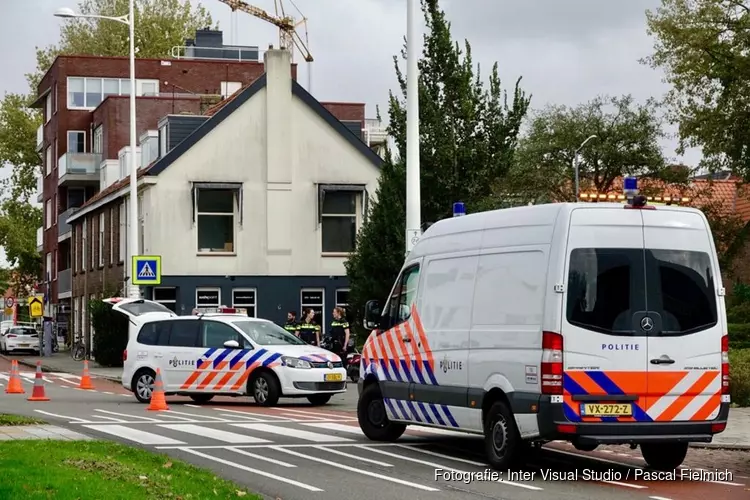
562, 206, 649, 423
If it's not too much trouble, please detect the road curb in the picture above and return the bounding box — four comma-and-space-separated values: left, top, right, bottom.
0, 354, 122, 383
689, 442, 750, 451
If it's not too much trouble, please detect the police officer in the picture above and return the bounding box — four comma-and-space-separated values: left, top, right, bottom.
329, 307, 350, 369
298, 308, 320, 345
283, 311, 299, 337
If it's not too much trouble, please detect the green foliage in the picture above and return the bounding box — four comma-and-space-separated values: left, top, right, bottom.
508, 95, 668, 202
89, 299, 128, 367
732, 283, 750, 305
643, 0, 750, 177
729, 349, 750, 407
345, 0, 531, 326
727, 304, 750, 324
728, 323, 750, 349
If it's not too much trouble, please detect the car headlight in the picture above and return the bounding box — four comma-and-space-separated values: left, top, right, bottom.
281, 356, 312, 369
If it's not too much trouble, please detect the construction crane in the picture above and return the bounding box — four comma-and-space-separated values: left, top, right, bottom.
218, 0, 314, 92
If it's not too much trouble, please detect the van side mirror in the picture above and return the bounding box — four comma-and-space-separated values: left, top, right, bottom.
223, 339, 240, 349
363, 300, 381, 330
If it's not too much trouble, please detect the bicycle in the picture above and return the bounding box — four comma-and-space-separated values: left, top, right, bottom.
70, 336, 86, 361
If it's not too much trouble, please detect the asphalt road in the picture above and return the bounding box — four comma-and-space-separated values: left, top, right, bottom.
1, 359, 748, 500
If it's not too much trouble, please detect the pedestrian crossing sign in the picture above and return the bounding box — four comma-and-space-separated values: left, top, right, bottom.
132, 255, 162, 285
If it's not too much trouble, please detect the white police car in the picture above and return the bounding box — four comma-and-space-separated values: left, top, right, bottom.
108, 298, 347, 406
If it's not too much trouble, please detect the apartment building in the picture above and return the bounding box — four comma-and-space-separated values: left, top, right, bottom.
65, 49, 382, 339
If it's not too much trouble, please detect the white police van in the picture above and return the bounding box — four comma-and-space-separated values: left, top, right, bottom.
357, 184, 729, 471
108, 298, 347, 406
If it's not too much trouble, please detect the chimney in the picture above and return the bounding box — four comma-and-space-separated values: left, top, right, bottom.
264, 49, 293, 183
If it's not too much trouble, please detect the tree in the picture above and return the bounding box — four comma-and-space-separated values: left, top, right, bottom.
0, 0, 214, 289
643, 0, 750, 178
508, 95, 669, 202
345, 0, 531, 327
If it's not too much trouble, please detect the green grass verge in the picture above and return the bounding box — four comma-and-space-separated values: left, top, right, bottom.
0, 440, 260, 500
0, 414, 46, 426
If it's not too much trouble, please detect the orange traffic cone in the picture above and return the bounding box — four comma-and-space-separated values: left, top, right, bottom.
27, 361, 49, 402
78, 360, 94, 390
146, 368, 169, 411
5, 360, 25, 394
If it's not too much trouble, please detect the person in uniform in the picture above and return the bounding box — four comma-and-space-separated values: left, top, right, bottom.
329, 307, 351, 370
298, 308, 320, 345
283, 311, 299, 337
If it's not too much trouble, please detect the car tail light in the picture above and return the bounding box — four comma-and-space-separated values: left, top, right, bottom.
721, 334, 729, 395
6, 334, 16, 338
711, 422, 726, 433
123, 349, 127, 361
542, 331, 564, 395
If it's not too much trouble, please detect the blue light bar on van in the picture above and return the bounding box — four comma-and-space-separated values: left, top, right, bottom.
453, 202, 465, 217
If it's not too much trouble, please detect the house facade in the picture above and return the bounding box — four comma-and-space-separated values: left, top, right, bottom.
66, 49, 383, 336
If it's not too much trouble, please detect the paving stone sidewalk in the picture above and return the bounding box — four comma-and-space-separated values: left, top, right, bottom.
0, 424, 92, 441
1, 353, 122, 382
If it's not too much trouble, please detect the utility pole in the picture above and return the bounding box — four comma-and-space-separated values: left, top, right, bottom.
405, 0, 421, 255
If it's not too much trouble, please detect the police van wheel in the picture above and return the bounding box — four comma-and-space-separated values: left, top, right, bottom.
250, 371, 280, 407
357, 383, 406, 441
133, 369, 155, 404
484, 400, 524, 470
189, 394, 214, 404
640, 442, 688, 471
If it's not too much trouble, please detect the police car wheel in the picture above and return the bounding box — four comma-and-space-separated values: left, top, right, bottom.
357, 383, 406, 441
640, 442, 688, 471
133, 369, 155, 404
307, 394, 332, 406
250, 371, 280, 407
484, 400, 524, 470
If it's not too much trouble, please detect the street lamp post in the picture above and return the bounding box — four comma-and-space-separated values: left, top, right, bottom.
573, 134, 598, 200
405, 0, 421, 255
55, 1, 140, 298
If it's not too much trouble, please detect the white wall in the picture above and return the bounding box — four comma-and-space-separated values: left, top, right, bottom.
143, 50, 380, 277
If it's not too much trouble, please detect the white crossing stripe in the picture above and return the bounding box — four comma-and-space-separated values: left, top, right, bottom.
228, 447, 296, 467
302, 422, 363, 435
158, 424, 270, 444
231, 423, 353, 442
82, 424, 186, 445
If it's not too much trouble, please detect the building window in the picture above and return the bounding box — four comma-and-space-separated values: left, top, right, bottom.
98, 212, 104, 267
74, 227, 79, 272
45, 94, 51, 123
196, 188, 236, 253
300, 289, 325, 327
109, 207, 114, 264
45, 146, 52, 176
321, 191, 359, 254
73, 297, 80, 337
82, 219, 87, 271
232, 289, 256, 317
93, 126, 103, 155
196, 288, 220, 309
54, 82, 58, 113
43, 199, 50, 228
159, 124, 168, 157
45, 252, 51, 281
336, 288, 350, 321
119, 202, 125, 262
153, 288, 177, 313
53, 250, 58, 279
67, 77, 159, 109
220, 81, 242, 98
90, 217, 95, 269
68, 131, 86, 153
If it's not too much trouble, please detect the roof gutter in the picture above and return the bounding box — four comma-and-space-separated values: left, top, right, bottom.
66, 177, 157, 224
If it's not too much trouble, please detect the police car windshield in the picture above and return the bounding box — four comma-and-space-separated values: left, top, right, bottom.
232, 320, 306, 346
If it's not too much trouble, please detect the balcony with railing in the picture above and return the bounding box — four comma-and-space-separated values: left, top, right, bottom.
364, 118, 387, 146
36, 226, 43, 252
36, 175, 43, 203
58, 207, 77, 241
57, 268, 72, 298
58, 152, 101, 187
36, 124, 43, 152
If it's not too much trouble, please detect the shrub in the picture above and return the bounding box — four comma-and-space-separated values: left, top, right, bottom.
89, 299, 128, 367
727, 323, 750, 349
726, 303, 750, 323
729, 349, 750, 407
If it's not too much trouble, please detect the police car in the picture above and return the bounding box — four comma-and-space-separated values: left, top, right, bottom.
108, 298, 347, 406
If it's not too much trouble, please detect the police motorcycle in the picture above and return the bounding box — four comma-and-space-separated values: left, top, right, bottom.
319, 334, 360, 382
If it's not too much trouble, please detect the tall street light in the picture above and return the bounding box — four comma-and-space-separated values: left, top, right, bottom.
573, 134, 598, 200
55, 1, 140, 299
405, 0, 421, 255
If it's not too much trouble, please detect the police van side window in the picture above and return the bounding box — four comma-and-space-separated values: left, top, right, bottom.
385, 265, 420, 327
648, 250, 717, 334
201, 321, 242, 348
566, 248, 644, 336
137, 321, 172, 345
168, 321, 200, 347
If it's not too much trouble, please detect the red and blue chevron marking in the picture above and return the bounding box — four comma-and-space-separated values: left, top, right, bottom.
563, 371, 653, 422
383, 398, 459, 427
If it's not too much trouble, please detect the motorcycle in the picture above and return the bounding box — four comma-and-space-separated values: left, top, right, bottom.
320, 335, 360, 382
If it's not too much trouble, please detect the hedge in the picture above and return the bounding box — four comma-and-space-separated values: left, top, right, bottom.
729, 349, 750, 407
89, 299, 128, 367
728, 323, 750, 349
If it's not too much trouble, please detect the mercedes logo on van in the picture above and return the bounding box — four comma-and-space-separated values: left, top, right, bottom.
640, 317, 654, 332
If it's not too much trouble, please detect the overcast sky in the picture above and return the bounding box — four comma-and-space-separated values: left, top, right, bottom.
0, 0, 698, 266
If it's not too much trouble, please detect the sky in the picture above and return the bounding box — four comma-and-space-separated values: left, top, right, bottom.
0, 0, 699, 266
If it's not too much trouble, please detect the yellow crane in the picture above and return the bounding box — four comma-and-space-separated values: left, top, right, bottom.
218, 0, 312, 61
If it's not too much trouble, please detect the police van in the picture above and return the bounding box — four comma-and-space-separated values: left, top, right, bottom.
357, 188, 729, 471
108, 298, 347, 407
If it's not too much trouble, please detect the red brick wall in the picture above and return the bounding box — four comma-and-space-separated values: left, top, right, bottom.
321, 102, 365, 126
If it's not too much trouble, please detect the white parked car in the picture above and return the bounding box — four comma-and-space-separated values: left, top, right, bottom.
0, 325, 40, 354
107, 298, 347, 406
